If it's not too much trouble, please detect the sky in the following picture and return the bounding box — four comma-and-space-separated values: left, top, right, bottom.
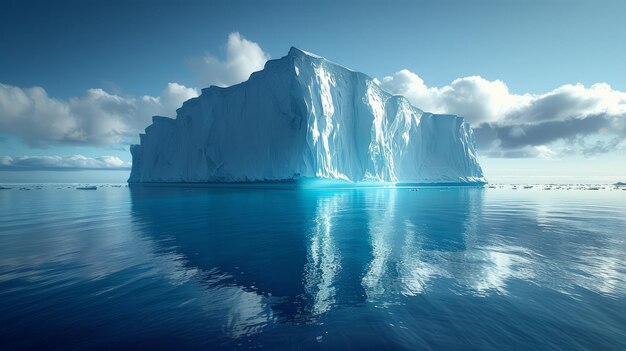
1, 0, 625, 183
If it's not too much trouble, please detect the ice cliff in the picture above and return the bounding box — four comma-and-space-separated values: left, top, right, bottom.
128, 48, 485, 184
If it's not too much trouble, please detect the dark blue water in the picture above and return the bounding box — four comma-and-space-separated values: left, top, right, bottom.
1, 185, 625, 350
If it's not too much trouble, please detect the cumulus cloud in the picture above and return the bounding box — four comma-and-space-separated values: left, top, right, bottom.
0, 155, 130, 171
0, 32, 268, 149
189, 32, 270, 88
378, 70, 528, 124
2, 29, 624, 161
378, 70, 626, 157
0, 82, 198, 147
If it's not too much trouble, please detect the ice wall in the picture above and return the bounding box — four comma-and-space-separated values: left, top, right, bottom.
129, 48, 485, 184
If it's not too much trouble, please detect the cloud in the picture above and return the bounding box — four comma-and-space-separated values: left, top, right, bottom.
189, 32, 270, 88
0, 32, 268, 148
473, 114, 617, 149
2, 29, 624, 160
0, 155, 131, 171
378, 71, 528, 124
563, 136, 625, 157
0, 82, 198, 147
378, 71, 626, 157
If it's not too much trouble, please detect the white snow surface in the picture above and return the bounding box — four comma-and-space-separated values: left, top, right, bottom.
129, 47, 485, 184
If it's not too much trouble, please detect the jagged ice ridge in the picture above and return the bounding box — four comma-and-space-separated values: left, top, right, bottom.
128, 48, 485, 184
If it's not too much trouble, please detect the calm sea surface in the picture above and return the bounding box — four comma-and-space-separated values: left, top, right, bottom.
1, 185, 625, 350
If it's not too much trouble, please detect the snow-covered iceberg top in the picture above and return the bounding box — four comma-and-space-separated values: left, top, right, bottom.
128, 47, 485, 184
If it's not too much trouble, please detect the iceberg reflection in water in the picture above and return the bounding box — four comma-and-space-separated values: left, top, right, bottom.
0, 185, 625, 350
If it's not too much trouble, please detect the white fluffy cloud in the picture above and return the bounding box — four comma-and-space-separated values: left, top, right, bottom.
377, 70, 626, 157
190, 32, 270, 88
378, 71, 626, 125
0, 155, 130, 170
378, 71, 523, 124
0, 32, 269, 149
0, 82, 198, 146
2, 30, 624, 160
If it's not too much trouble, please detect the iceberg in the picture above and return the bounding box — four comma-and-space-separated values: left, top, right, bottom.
128, 47, 485, 184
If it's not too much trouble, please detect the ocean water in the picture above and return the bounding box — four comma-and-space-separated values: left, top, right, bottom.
1, 184, 625, 350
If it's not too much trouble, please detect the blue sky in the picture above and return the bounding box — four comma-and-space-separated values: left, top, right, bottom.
1, 0, 625, 183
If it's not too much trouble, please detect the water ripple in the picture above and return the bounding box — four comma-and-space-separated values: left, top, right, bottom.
0, 186, 625, 350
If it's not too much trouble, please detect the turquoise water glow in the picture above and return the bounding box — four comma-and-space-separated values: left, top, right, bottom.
1, 185, 625, 350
